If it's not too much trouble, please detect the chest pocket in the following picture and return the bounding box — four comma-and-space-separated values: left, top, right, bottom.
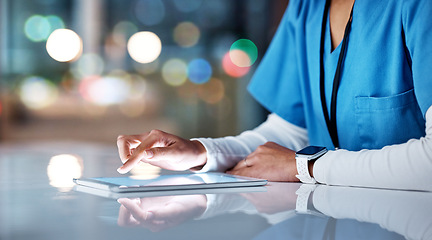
354, 89, 425, 149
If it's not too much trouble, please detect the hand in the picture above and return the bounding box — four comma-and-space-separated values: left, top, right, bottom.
116, 130, 207, 174
241, 182, 299, 214
226, 142, 300, 182
117, 195, 207, 232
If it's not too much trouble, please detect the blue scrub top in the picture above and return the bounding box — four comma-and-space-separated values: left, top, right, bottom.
248, 0, 432, 151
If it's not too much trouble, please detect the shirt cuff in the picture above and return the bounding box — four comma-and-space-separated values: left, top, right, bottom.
312, 150, 335, 184
190, 138, 221, 172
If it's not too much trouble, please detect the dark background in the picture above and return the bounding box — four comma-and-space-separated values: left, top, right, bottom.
0, 0, 289, 143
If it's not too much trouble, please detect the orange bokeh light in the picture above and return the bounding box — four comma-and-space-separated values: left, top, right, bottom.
222, 52, 250, 78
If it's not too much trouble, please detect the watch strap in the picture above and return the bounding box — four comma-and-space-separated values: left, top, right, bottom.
295, 184, 326, 217
295, 156, 316, 184
295, 184, 317, 213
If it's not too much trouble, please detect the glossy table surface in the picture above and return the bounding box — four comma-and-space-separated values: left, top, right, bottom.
0, 141, 431, 240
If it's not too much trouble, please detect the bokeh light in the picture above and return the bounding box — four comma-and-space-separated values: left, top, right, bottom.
173, 0, 203, 13
198, 78, 225, 104
134, 0, 165, 26
130, 162, 161, 179
222, 51, 250, 78
125, 74, 147, 100
19, 76, 59, 110
108, 72, 147, 117
46, 29, 83, 62
173, 22, 200, 48
47, 154, 83, 192
46, 15, 65, 31
229, 49, 251, 68
162, 59, 188, 86
74, 53, 105, 78
188, 58, 212, 84
79, 75, 130, 106
127, 31, 162, 64
113, 21, 138, 44
230, 39, 258, 67
24, 15, 51, 42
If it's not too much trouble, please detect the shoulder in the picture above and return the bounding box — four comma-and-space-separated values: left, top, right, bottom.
399, 0, 432, 39
282, 0, 325, 28
401, 0, 432, 21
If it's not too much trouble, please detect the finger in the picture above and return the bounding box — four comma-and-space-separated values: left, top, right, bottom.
118, 204, 139, 227
120, 146, 183, 174
117, 135, 142, 163
118, 198, 150, 222
118, 130, 184, 173
231, 156, 252, 171
142, 146, 181, 162
117, 135, 131, 163
231, 155, 255, 171
227, 166, 261, 179
117, 134, 162, 174
117, 149, 149, 174
147, 202, 184, 221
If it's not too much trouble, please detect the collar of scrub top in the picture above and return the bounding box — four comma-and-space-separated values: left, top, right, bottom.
319, 0, 355, 149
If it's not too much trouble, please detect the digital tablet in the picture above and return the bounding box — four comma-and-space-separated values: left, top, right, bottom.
73, 173, 267, 193
74, 184, 267, 199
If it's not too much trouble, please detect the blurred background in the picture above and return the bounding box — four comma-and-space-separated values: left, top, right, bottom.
0, 0, 288, 144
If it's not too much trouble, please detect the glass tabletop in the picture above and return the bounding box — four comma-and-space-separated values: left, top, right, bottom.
0, 141, 430, 240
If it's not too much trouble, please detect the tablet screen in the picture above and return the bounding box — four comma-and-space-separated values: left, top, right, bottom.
92, 173, 244, 186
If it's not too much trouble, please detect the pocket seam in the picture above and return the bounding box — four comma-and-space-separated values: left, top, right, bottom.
355, 89, 417, 111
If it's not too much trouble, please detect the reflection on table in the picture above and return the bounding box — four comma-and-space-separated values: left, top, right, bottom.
0, 141, 431, 240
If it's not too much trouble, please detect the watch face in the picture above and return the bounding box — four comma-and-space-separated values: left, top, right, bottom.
297, 146, 326, 155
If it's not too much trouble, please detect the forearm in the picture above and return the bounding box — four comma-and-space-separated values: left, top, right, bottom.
193, 113, 309, 172
314, 106, 432, 191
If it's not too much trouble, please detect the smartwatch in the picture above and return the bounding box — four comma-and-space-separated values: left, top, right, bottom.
295, 146, 327, 184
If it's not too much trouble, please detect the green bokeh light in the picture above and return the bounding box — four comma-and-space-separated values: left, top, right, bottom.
229, 39, 258, 66
46, 15, 65, 31
24, 15, 51, 42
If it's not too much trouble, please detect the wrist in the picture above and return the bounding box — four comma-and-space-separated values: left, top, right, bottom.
295, 146, 327, 184
190, 140, 207, 170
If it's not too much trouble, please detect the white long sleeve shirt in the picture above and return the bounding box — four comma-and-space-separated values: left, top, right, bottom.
193, 106, 432, 191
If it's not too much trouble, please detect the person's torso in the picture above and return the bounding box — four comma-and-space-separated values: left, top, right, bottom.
296, 0, 425, 150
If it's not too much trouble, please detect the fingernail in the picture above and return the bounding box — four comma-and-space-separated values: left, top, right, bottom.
145, 150, 154, 159
117, 167, 126, 174
145, 211, 154, 220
